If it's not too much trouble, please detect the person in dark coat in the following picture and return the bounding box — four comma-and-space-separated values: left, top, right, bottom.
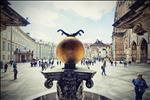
13, 62, 18, 80
41, 62, 46, 71
114, 61, 117, 66
0, 60, 4, 69
13, 67, 18, 80
13, 61, 17, 69
132, 74, 149, 100
124, 61, 127, 67
4, 63, 8, 72
101, 60, 106, 76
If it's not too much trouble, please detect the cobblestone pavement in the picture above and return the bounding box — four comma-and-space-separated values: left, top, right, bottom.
1, 61, 150, 100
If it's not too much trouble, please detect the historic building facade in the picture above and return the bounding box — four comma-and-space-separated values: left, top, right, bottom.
83, 43, 92, 58
1, 0, 29, 64
86, 40, 112, 59
0, 0, 54, 64
112, 0, 150, 63
1, 27, 53, 63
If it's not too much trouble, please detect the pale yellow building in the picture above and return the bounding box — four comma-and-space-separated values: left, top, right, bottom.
1, 26, 53, 63
1, 0, 30, 64
1, 27, 35, 63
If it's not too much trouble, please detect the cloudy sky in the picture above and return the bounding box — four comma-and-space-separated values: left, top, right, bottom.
10, 1, 116, 44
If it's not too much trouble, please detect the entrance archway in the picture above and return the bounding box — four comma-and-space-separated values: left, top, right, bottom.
140, 39, 147, 63
21, 55, 25, 62
131, 41, 137, 62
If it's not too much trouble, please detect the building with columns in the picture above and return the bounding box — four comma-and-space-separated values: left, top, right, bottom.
83, 40, 112, 59
0, 0, 30, 64
112, 0, 150, 63
1, 26, 54, 63
90, 40, 112, 59
0, 0, 55, 64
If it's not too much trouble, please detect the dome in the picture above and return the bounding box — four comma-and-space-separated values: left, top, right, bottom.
56, 37, 85, 64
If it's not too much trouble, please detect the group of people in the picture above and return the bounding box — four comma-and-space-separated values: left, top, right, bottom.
109, 59, 117, 66
109, 58, 133, 67
81, 58, 96, 66
30, 59, 62, 71
1, 58, 149, 100
100, 59, 149, 100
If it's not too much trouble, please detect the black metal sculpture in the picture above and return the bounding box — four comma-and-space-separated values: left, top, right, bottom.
57, 29, 84, 37
42, 29, 96, 100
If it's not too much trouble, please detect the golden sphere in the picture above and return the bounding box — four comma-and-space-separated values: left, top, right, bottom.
56, 37, 85, 64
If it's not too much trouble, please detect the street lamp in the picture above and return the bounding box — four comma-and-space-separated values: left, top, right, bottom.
42, 30, 96, 100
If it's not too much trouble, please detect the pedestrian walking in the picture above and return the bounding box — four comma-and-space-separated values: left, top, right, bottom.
13, 61, 17, 69
111, 61, 113, 66
101, 60, 106, 76
10, 60, 13, 65
132, 74, 149, 100
128, 61, 131, 65
57, 60, 59, 65
51, 60, 54, 65
114, 61, 117, 66
13, 62, 18, 80
0, 60, 4, 69
124, 61, 127, 67
59, 61, 61, 65
41, 62, 46, 71
13, 67, 18, 80
4, 63, 8, 72
39, 60, 41, 67
30, 61, 33, 67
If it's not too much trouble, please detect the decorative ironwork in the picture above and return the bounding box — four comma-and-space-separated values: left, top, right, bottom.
57, 29, 84, 37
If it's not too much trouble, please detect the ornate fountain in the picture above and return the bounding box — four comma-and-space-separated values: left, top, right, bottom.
41, 29, 96, 100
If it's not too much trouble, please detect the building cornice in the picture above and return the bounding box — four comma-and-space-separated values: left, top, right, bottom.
112, 0, 149, 29
0, 0, 30, 26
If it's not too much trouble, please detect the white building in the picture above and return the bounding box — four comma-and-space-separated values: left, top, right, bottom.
1, 26, 54, 63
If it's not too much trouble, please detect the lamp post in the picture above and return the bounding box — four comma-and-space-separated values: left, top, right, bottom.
42, 30, 96, 100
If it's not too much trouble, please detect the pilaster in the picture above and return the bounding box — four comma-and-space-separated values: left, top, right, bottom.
147, 43, 150, 63
136, 45, 141, 63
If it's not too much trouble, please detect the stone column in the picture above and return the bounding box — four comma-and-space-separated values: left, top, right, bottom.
147, 43, 150, 63
128, 48, 132, 61
136, 45, 141, 63
19, 55, 22, 62
24, 55, 27, 62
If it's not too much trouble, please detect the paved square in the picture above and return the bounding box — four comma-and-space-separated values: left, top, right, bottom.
1, 62, 150, 100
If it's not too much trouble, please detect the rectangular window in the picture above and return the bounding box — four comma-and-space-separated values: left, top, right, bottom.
8, 55, 10, 60
12, 44, 14, 51
2, 41, 6, 51
8, 43, 10, 51
3, 55, 5, 60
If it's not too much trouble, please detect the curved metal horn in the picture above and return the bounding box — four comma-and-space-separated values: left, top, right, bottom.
72, 30, 84, 36
77, 30, 84, 34
57, 29, 70, 36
